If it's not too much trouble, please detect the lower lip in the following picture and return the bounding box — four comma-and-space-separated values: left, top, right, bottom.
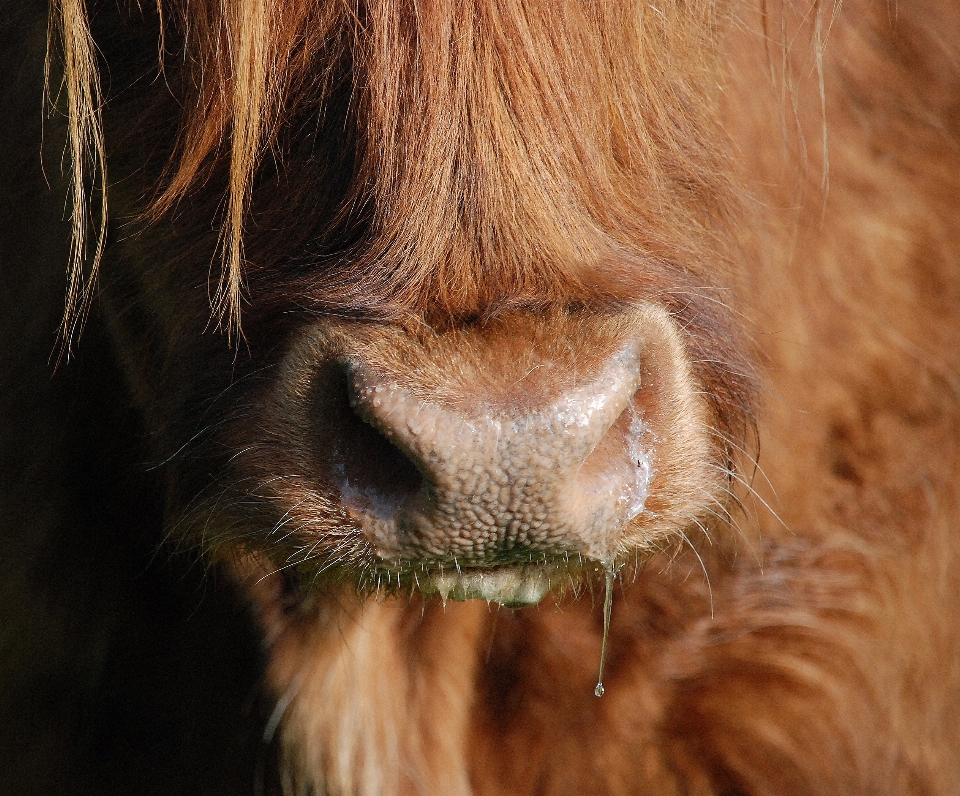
420, 564, 556, 606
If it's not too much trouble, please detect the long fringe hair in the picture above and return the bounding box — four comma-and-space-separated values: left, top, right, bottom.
48, 0, 742, 338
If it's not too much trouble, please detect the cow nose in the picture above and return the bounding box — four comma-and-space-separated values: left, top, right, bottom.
272, 309, 713, 604
337, 343, 651, 565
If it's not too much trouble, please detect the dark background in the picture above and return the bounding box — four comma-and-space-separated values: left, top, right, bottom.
0, 2, 271, 793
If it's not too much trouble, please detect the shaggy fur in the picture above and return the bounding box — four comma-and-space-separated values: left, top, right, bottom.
3, 0, 960, 794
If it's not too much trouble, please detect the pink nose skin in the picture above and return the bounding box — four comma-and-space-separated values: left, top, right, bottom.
274, 309, 711, 606
342, 345, 652, 569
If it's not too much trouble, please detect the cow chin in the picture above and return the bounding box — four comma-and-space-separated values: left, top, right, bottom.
219, 304, 722, 610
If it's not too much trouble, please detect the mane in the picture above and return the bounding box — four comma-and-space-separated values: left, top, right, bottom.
48, 0, 107, 356
49, 0, 741, 328
51, 0, 820, 386
49, 0, 342, 347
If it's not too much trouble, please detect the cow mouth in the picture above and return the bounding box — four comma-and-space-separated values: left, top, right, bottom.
364, 554, 610, 607
416, 562, 560, 606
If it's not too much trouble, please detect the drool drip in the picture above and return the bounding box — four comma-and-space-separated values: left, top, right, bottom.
595, 561, 616, 697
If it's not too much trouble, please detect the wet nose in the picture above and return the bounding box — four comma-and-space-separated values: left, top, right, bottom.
336, 343, 652, 564
268, 308, 715, 604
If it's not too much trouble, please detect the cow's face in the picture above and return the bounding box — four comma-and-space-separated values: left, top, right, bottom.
84, 0, 755, 606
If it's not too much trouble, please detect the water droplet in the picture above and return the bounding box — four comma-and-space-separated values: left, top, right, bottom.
595, 561, 616, 698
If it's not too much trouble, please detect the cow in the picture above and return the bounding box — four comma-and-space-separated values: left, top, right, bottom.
3, 0, 960, 794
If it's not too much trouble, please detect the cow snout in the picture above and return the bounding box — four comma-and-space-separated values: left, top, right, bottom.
344, 343, 650, 564
270, 307, 716, 604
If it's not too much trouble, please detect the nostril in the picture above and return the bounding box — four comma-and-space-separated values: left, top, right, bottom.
311, 362, 423, 525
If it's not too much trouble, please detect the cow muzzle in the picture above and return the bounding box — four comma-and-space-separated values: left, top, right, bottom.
270, 307, 715, 605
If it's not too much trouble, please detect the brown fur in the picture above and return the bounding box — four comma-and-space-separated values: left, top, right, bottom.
35, 0, 960, 794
